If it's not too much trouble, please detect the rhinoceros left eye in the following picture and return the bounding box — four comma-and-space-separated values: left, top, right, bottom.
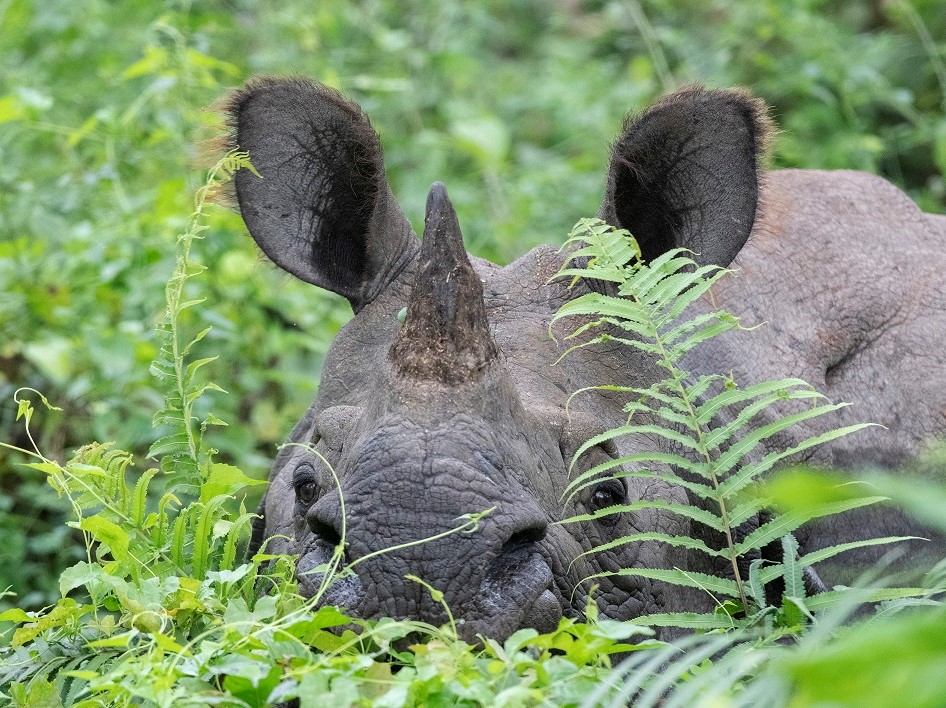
590, 479, 626, 525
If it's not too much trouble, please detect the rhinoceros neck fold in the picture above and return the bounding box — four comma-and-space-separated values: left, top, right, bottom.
388, 182, 498, 384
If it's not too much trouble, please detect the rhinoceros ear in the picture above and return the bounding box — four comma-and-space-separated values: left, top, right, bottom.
600, 86, 772, 268
223, 77, 419, 311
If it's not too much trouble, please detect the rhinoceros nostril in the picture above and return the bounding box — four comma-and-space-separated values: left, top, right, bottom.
306, 502, 343, 548
501, 521, 548, 552
310, 518, 342, 547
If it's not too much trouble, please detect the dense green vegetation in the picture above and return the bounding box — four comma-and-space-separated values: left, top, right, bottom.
2, 1, 945, 704
2, 0, 944, 607
2, 195, 944, 705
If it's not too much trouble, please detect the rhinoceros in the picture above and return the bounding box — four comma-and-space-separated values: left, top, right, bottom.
223, 76, 946, 641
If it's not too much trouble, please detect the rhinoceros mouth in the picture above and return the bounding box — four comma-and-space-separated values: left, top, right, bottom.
455, 542, 561, 637
293, 537, 562, 641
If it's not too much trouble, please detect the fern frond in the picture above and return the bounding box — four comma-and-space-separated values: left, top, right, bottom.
564, 465, 715, 507
554, 217, 880, 627
756, 536, 924, 586
711, 403, 854, 478
696, 377, 815, 424
727, 497, 772, 528
576, 532, 724, 562
719, 423, 877, 499
561, 500, 726, 533
731, 496, 888, 558
782, 534, 804, 600
585, 567, 741, 598
685, 373, 730, 402
629, 612, 737, 629
804, 587, 934, 613
703, 390, 829, 452
570, 425, 702, 472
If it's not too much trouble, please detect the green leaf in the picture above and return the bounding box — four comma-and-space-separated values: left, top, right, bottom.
0, 94, 26, 124
703, 389, 826, 452
79, 515, 130, 565
200, 463, 266, 503
564, 463, 713, 507
132, 468, 158, 527
59, 562, 105, 597
631, 612, 738, 629
713, 403, 853, 477
732, 497, 888, 557
804, 587, 933, 613
757, 536, 923, 586
561, 499, 725, 532
184, 356, 218, 383
696, 377, 813, 424
223, 664, 282, 708
0, 608, 33, 623
720, 423, 877, 498
86, 633, 134, 649
585, 567, 742, 598
576, 531, 723, 561
147, 433, 191, 459
782, 534, 803, 599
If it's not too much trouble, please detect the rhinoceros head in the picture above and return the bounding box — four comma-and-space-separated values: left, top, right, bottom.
224, 77, 769, 640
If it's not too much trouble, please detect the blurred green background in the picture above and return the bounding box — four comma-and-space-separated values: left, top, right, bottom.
0, 0, 943, 609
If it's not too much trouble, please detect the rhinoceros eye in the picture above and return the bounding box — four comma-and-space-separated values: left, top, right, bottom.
293, 463, 320, 507
295, 480, 318, 506
590, 479, 626, 526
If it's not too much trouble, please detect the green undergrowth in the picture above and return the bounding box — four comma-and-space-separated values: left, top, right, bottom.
2, 170, 946, 707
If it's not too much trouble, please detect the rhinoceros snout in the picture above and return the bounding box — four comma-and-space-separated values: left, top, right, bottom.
295, 490, 560, 641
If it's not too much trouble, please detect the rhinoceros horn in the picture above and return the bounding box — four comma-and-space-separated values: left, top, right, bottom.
389, 182, 498, 384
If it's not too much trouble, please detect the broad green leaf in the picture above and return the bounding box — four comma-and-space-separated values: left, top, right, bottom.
200, 463, 267, 503
79, 515, 130, 565
0, 608, 32, 623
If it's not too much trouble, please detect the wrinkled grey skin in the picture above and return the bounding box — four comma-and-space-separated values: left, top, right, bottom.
225, 77, 946, 641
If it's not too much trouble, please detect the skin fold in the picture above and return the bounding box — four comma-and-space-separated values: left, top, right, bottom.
227, 77, 946, 641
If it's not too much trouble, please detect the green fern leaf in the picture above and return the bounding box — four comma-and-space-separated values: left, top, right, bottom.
561, 499, 725, 532
703, 389, 827, 451
804, 587, 933, 613
696, 377, 814, 424
757, 536, 923, 586
720, 423, 877, 498
731, 496, 888, 557
586, 567, 741, 598
576, 531, 723, 561
712, 402, 853, 477
630, 612, 737, 629
782, 534, 804, 599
